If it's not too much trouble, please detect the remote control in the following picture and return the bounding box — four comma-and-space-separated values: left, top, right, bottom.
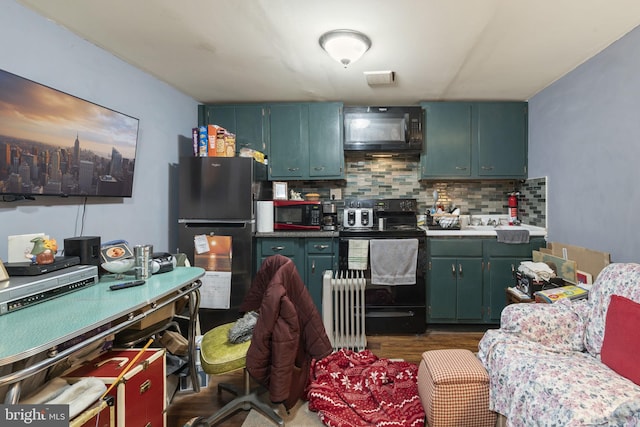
109, 280, 146, 291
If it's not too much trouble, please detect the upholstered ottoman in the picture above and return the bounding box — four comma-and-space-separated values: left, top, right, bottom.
417, 349, 496, 427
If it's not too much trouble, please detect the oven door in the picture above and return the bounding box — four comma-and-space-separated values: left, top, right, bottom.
338, 236, 426, 334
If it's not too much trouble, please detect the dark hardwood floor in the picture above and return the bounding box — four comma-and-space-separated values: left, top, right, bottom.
167, 326, 491, 427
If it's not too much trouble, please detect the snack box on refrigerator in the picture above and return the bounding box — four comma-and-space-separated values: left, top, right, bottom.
64, 348, 166, 427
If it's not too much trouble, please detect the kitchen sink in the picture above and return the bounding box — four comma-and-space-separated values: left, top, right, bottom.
464, 225, 497, 231
465, 225, 531, 231
426, 224, 461, 231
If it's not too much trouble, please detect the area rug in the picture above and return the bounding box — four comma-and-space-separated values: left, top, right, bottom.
241, 398, 325, 427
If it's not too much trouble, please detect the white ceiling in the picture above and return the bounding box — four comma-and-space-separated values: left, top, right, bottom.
17, 0, 640, 106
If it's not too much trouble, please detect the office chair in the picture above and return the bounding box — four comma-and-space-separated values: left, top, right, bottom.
183, 322, 283, 427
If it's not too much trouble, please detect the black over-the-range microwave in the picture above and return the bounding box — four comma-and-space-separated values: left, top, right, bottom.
343, 106, 424, 153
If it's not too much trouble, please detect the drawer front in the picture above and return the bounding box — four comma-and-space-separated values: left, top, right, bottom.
484, 237, 545, 257
429, 238, 483, 256
305, 239, 334, 254
260, 238, 298, 256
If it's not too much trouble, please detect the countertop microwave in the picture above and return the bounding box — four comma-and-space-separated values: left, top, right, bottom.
343, 106, 423, 154
273, 200, 322, 230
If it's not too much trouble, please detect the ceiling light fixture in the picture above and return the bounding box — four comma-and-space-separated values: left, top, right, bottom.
319, 29, 371, 67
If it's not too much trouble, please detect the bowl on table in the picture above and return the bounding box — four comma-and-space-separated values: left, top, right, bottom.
101, 258, 136, 279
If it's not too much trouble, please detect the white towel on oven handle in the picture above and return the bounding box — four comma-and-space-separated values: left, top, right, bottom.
348, 239, 369, 270
370, 238, 418, 285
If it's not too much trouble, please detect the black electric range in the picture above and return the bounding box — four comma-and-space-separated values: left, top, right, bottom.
339, 198, 424, 237
338, 198, 426, 334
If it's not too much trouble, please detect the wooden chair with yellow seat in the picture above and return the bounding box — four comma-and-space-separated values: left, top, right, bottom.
183, 322, 283, 427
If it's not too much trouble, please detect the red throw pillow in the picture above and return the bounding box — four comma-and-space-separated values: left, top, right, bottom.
601, 295, 640, 385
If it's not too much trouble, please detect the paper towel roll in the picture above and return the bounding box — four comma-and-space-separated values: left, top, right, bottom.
257, 201, 274, 232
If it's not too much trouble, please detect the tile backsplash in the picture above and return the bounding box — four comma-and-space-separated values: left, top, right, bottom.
286, 157, 546, 227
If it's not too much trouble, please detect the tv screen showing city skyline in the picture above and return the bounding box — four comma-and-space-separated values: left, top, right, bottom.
0, 68, 140, 198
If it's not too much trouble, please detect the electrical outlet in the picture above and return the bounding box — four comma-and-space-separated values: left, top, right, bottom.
330, 188, 342, 200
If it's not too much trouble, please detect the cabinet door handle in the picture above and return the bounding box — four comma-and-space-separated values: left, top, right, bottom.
314, 244, 329, 250
451, 264, 456, 276
455, 166, 468, 170
287, 167, 300, 172
459, 264, 463, 275
313, 166, 325, 171
271, 246, 285, 252
481, 165, 494, 170
312, 260, 316, 273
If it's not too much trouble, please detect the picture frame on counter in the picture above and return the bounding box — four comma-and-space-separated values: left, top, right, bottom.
273, 181, 288, 200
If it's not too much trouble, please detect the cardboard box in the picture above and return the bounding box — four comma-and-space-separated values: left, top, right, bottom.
65, 348, 166, 427
207, 124, 226, 157
198, 126, 208, 157
546, 242, 611, 281
532, 250, 577, 283
223, 132, 236, 157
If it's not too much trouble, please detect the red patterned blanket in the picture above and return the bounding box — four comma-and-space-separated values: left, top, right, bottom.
306, 349, 425, 427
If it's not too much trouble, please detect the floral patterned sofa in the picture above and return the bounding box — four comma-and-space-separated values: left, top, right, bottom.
478, 263, 640, 426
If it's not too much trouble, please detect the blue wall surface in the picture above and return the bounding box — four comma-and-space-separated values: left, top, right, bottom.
0, 1, 198, 260
529, 25, 640, 263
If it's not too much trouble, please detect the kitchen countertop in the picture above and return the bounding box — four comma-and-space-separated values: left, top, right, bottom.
255, 230, 339, 238
421, 224, 547, 237
256, 225, 546, 238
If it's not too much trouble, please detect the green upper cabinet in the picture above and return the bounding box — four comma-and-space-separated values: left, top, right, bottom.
268, 102, 344, 180
268, 103, 307, 179
421, 102, 472, 178
198, 104, 268, 153
308, 102, 344, 178
419, 101, 528, 179
476, 102, 528, 177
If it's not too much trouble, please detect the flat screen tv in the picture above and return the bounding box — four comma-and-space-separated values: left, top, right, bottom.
0, 68, 140, 199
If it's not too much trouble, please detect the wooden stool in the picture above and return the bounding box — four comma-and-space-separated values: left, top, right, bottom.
417, 349, 496, 427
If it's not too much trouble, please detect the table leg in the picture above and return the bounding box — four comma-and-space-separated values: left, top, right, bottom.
188, 284, 201, 393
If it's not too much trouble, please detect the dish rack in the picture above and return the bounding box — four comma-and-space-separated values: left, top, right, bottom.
433, 214, 460, 229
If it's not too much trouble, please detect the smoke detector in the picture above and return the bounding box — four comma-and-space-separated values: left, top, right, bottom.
364, 70, 395, 86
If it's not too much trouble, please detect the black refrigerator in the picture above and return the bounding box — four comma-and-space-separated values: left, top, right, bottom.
177, 156, 267, 330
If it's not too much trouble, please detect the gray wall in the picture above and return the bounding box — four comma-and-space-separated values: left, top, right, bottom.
529, 25, 640, 263
0, 1, 198, 261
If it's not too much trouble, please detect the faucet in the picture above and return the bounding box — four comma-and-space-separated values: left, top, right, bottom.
487, 218, 497, 227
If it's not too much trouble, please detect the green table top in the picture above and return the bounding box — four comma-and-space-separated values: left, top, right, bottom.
0, 266, 204, 365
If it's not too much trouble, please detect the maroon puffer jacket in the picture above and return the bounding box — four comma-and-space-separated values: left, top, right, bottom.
240, 255, 333, 410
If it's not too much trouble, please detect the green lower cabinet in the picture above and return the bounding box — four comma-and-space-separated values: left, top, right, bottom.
428, 257, 458, 320
483, 237, 545, 323
305, 239, 337, 314
427, 237, 544, 324
427, 239, 484, 323
484, 257, 520, 323
428, 257, 483, 322
255, 236, 336, 312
